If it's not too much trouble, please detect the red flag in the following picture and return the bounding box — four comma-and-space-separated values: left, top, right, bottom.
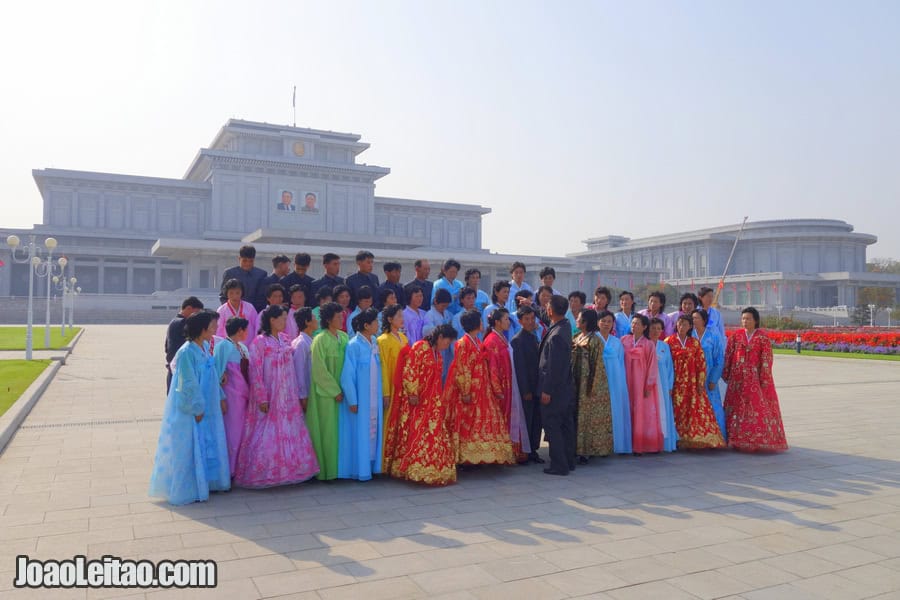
732, 283, 737, 292
628, 276, 634, 288
690, 279, 695, 290
772, 283, 778, 292
745, 282, 752, 292
0, 258, 5, 267
717, 280, 724, 290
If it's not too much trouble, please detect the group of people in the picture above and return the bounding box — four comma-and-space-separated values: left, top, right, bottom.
149, 246, 788, 505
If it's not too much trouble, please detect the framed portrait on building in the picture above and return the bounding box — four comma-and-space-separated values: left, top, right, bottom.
301, 191, 319, 213
276, 189, 297, 212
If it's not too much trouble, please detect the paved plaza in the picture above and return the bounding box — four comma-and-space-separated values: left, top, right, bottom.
1, 325, 899, 599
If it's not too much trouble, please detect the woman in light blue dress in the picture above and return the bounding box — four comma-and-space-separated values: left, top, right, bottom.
150, 310, 230, 505
597, 310, 632, 454
338, 308, 384, 481
692, 308, 727, 441
649, 317, 679, 452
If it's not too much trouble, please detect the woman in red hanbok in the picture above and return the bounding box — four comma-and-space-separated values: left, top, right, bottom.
621, 314, 662, 453
384, 324, 459, 485
666, 315, 725, 449
723, 307, 788, 452
445, 310, 516, 465
483, 308, 530, 461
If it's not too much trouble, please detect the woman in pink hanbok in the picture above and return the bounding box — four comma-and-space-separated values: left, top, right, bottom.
233, 305, 319, 488
213, 316, 251, 474
217, 279, 259, 339
621, 314, 662, 453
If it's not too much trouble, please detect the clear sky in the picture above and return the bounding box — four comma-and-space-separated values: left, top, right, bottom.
2, 0, 898, 259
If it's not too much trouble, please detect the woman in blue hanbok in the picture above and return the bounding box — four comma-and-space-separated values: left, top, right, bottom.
649, 317, 679, 452
596, 311, 632, 454
692, 309, 727, 440
150, 311, 230, 505
424, 289, 454, 383
338, 308, 384, 481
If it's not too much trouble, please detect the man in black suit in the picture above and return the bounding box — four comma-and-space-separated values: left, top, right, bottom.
219, 245, 267, 308
281, 252, 315, 307
311, 253, 344, 298
345, 250, 379, 309
257, 254, 292, 311
537, 294, 576, 475
511, 305, 544, 464
164, 296, 204, 392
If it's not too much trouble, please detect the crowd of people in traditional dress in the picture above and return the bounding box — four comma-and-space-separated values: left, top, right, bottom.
150, 245, 789, 505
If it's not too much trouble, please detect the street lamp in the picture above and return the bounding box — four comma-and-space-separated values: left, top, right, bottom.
868, 303, 876, 328
52, 271, 76, 336
6, 235, 63, 359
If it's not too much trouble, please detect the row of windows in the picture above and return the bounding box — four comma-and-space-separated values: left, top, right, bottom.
610, 253, 709, 278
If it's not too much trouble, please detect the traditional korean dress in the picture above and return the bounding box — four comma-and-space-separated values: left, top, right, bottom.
216, 301, 259, 338
483, 329, 530, 459
402, 307, 427, 345
291, 331, 313, 401
150, 341, 230, 505
213, 338, 250, 473
338, 334, 384, 481
597, 332, 632, 454
385, 340, 457, 485
283, 306, 301, 341
655, 340, 680, 452
621, 335, 662, 453
432, 276, 464, 315
233, 333, 319, 488
694, 328, 728, 441
723, 329, 789, 452
571, 332, 613, 457
666, 334, 726, 449
423, 307, 453, 382
307, 329, 349, 480
445, 334, 516, 465
376, 330, 409, 448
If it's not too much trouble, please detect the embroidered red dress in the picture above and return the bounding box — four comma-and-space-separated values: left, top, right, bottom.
383, 340, 457, 485
723, 329, 789, 452
666, 334, 726, 449
445, 334, 516, 465
483, 330, 529, 460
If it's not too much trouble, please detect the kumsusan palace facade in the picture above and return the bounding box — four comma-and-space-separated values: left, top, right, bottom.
1, 119, 897, 313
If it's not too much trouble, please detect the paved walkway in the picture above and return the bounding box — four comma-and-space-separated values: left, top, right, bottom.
1, 325, 899, 599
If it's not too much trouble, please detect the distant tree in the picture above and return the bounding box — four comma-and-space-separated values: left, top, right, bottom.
854, 287, 896, 324
867, 258, 900, 274
631, 282, 680, 311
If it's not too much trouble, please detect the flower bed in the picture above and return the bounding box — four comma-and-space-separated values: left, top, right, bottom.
725, 328, 900, 355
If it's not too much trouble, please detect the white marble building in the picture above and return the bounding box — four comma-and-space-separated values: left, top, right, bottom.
2, 119, 897, 315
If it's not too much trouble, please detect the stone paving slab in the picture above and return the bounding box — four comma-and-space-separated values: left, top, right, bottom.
1, 325, 899, 599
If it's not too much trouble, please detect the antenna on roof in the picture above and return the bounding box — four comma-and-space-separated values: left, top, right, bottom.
292, 85, 296, 128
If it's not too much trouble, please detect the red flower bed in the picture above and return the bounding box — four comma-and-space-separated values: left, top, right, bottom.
725, 329, 900, 348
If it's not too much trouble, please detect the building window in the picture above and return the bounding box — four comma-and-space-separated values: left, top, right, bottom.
700, 255, 708, 276
688, 256, 695, 277
675, 256, 683, 279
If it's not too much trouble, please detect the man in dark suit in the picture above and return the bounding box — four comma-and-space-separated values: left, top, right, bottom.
311, 253, 344, 298
281, 252, 315, 307
512, 305, 544, 464
219, 245, 267, 308
256, 254, 292, 311
537, 294, 576, 475
345, 250, 379, 309
164, 296, 204, 392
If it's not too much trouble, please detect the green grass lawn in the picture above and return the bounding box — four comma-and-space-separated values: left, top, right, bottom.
774, 348, 900, 361
0, 360, 52, 418
0, 326, 81, 351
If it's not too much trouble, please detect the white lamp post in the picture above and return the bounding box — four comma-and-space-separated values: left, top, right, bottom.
51, 260, 72, 336
868, 303, 876, 328
6, 235, 63, 359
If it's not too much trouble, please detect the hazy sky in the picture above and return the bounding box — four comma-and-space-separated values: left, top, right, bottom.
2, 1, 898, 259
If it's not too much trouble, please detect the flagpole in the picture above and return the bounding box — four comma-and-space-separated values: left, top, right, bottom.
292, 85, 296, 127
713, 216, 749, 307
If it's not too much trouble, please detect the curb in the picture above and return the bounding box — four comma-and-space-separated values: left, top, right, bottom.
0, 360, 62, 455
58, 327, 85, 365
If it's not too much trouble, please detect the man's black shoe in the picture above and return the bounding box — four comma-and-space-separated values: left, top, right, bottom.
543, 468, 569, 476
